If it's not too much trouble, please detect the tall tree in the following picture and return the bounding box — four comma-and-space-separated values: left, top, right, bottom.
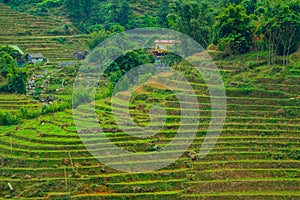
109, 0, 120, 24
168, 0, 214, 48
118, 0, 131, 27
242, 0, 257, 14
259, 0, 300, 65
213, 4, 255, 55
158, 0, 169, 27
0, 52, 28, 94
65, 0, 81, 20
81, 0, 94, 20
0, 46, 22, 60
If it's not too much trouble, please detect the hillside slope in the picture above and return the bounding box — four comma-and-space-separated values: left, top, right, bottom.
0, 3, 87, 62
0, 1, 300, 199
0, 52, 300, 199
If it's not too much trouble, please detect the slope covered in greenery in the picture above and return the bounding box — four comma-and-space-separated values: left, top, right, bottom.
0, 0, 299, 199
0, 50, 299, 198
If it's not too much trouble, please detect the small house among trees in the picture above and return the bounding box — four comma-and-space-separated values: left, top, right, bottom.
25, 53, 45, 63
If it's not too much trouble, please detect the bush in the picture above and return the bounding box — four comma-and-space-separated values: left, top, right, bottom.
0, 111, 18, 125
0, 98, 72, 126
41, 100, 71, 114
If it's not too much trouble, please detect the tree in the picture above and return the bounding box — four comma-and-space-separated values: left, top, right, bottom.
65, 0, 80, 20
158, 0, 169, 27
259, 1, 300, 65
0, 51, 16, 77
81, 0, 95, 20
213, 4, 255, 55
105, 50, 155, 85
118, 0, 131, 27
65, 0, 97, 31
0, 46, 22, 60
109, 0, 120, 24
0, 52, 28, 94
242, 0, 257, 15
223, 0, 243, 5
168, 0, 215, 48
89, 2, 110, 25
6, 68, 28, 94
128, 14, 160, 28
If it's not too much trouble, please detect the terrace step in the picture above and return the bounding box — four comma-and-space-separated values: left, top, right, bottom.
182, 190, 300, 199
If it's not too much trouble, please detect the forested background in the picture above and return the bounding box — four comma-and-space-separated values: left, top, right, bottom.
1, 0, 299, 58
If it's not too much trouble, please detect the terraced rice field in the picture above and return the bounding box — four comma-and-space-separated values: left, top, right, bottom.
0, 3, 87, 62
0, 94, 40, 112
0, 57, 300, 199
0, 3, 299, 198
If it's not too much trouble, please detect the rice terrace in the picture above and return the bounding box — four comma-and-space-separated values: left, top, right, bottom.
0, 0, 300, 199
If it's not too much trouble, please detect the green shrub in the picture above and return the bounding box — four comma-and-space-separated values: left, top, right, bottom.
0, 111, 18, 125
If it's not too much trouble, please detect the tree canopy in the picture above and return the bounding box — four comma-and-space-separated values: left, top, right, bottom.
3, 0, 300, 59
213, 4, 255, 55
0, 48, 28, 94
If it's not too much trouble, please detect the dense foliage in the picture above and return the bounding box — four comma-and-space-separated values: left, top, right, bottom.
0, 46, 28, 94
213, 4, 255, 55
167, 1, 215, 49
2, 0, 299, 60
0, 98, 71, 125
258, 1, 300, 64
